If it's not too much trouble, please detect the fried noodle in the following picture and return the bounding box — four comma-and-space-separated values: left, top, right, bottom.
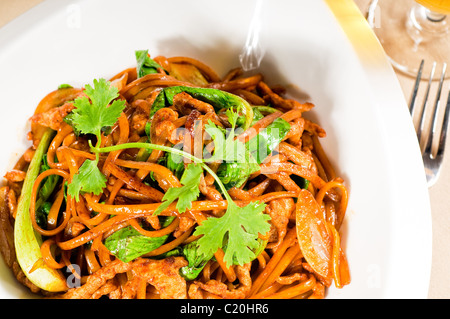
0, 53, 350, 299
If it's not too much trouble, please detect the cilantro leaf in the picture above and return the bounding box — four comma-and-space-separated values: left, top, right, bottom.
67, 159, 107, 201
64, 78, 125, 202
92, 138, 273, 267
193, 201, 270, 266
153, 164, 203, 215
69, 78, 125, 139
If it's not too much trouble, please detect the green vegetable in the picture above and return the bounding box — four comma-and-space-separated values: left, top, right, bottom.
215, 160, 259, 190
291, 174, 310, 190
204, 109, 247, 164
63, 114, 82, 136
204, 109, 259, 189
236, 106, 264, 127
35, 201, 52, 229
178, 237, 267, 280
149, 239, 214, 280
74, 80, 272, 268
213, 117, 290, 189
135, 50, 164, 78
153, 164, 203, 216
35, 154, 60, 211
58, 83, 73, 90
247, 117, 291, 164
93, 141, 270, 267
105, 217, 175, 263
65, 78, 126, 201
166, 145, 185, 179
252, 105, 279, 115
250, 107, 264, 126
179, 240, 214, 281
149, 86, 254, 130
14, 129, 68, 292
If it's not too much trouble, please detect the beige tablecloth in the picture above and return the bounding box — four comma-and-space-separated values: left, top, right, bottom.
353, 0, 450, 299
0, 0, 448, 299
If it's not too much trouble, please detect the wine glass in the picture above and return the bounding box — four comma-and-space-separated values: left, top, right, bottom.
368, 0, 450, 79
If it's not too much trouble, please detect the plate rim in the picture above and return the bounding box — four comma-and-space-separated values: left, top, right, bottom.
325, 0, 432, 298
0, 0, 432, 299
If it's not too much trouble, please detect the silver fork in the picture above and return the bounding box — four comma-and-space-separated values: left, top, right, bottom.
409, 60, 450, 187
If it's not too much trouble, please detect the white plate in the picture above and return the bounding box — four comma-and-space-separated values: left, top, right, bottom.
0, 0, 431, 298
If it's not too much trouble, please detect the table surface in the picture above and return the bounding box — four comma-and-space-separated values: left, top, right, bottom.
353, 0, 450, 300
0, 0, 448, 299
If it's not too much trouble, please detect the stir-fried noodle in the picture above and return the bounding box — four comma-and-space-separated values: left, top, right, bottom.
0, 52, 350, 299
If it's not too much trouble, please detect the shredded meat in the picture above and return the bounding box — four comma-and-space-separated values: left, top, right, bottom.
194, 263, 252, 299
29, 102, 75, 131
12, 261, 41, 294
58, 259, 133, 299
120, 275, 143, 299
187, 282, 204, 299
173, 216, 196, 238
130, 109, 148, 136
266, 172, 301, 194
23, 148, 35, 162
90, 279, 119, 299
304, 119, 326, 138
279, 142, 317, 173
0, 187, 15, 268
258, 81, 315, 112
276, 272, 308, 285
130, 257, 188, 299
57, 257, 188, 299
266, 197, 296, 248
173, 92, 215, 115
285, 117, 305, 148
6, 188, 17, 219
151, 108, 181, 146
3, 169, 26, 183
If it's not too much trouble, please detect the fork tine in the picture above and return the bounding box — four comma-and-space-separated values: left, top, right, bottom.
424, 63, 447, 156
436, 90, 450, 159
409, 59, 424, 115
417, 61, 437, 143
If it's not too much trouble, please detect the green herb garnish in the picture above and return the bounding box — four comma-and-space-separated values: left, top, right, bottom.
65, 80, 271, 267
135, 50, 164, 78
153, 163, 203, 216
65, 78, 126, 201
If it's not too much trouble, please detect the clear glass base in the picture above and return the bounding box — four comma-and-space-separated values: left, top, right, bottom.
368, 0, 450, 80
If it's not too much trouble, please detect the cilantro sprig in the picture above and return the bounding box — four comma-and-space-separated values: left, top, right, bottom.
94, 141, 270, 266
65, 78, 126, 201
153, 163, 203, 216
92, 110, 270, 267
67, 79, 125, 139
65, 79, 270, 267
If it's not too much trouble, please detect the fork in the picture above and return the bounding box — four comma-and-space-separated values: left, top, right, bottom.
409, 60, 450, 187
